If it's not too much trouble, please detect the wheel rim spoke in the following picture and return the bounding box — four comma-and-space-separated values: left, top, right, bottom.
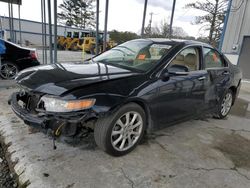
113, 135, 123, 146
130, 113, 137, 125
131, 121, 141, 129
119, 138, 126, 149
131, 131, 140, 136
125, 112, 130, 126
128, 135, 132, 146
116, 119, 125, 128
112, 130, 122, 136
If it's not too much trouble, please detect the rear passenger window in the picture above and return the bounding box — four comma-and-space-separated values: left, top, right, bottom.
204, 48, 225, 68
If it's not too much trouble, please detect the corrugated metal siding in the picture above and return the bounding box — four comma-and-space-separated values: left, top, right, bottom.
222, 0, 250, 54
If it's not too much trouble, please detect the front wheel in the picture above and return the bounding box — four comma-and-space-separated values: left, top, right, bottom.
94, 103, 146, 156
214, 90, 233, 119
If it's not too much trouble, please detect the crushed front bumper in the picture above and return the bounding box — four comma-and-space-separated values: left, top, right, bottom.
9, 92, 95, 136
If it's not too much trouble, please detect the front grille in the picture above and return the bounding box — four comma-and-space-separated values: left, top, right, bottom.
19, 90, 42, 114
26, 93, 41, 113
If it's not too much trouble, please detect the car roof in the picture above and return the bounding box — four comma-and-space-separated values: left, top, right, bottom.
0, 38, 36, 51
131, 38, 212, 48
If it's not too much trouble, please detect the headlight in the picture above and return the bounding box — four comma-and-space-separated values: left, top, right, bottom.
41, 95, 96, 112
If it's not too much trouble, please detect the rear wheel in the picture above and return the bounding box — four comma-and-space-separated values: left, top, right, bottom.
214, 90, 233, 119
94, 103, 146, 156
0, 62, 19, 79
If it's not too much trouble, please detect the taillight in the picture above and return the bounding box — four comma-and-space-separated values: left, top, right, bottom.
30, 51, 38, 60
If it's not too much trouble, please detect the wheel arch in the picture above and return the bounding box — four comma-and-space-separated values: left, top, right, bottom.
129, 100, 153, 132
107, 98, 154, 133
228, 85, 237, 105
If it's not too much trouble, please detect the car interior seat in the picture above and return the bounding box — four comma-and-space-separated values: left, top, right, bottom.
171, 54, 185, 66
184, 53, 197, 71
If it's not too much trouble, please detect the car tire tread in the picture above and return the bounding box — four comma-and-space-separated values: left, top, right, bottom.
94, 102, 146, 156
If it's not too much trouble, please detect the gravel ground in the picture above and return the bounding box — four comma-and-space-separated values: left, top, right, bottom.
0, 83, 18, 188
0, 141, 17, 188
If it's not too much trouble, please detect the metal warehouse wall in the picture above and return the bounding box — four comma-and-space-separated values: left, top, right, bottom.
0, 16, 93, 46
222, 0, 250, 54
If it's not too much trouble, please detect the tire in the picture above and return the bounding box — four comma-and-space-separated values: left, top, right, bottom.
94, 103, 146, 156
0, 61, 19, 80
214, 89, 233, 119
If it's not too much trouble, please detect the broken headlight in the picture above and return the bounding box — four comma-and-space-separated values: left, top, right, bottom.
40, 95, 96, 112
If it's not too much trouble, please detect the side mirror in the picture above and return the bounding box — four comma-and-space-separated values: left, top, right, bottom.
161, 71, 170, 81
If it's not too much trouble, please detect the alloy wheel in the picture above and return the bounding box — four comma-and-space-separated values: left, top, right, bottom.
221, 92, 233, 116
111, 111, 143, 151
0, 63, 18, 79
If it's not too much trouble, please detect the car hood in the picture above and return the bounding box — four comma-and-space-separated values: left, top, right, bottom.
16, 62, 139, 95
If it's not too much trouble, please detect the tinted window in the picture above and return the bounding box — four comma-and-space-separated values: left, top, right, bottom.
204, 48, 224, 68
169, 47, 200, 71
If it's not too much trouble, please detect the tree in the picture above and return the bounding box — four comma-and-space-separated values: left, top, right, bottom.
109, 30, 139, 44
58, 0, 95, 29
185, 0, 228, 47
144, 19, 188, 39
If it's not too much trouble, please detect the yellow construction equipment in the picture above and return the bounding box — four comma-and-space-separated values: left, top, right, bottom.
83, 36, 115, 54
57, 31, 115, 53
57, 32, 73, 50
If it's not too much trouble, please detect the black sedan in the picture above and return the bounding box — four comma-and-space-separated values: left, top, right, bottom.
9, 39, 242, 156
0, 39, 40, 79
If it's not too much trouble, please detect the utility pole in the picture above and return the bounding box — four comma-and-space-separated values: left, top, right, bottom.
169, 0, 176, 38
149, 12, 153, 35
141, 0, 148, 37
103, 0, 109, 52
43, 0, 48, 64
18, 4, 22, 45
54, 0, 57, 64
41, 0, 45, 64
95, 0, 99, 55
47, 0, 53, 64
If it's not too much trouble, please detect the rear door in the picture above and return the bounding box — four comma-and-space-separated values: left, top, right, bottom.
203, 47, 231, 109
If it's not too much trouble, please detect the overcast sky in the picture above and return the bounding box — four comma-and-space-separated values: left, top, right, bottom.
0, 0, 207, 37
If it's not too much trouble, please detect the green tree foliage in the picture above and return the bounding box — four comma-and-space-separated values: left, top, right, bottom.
186, 0, 228, 47
109, 30, 139, 44
58, 0, 95, 29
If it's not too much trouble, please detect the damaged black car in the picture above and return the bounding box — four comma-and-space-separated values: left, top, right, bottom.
9, 39, 242, 156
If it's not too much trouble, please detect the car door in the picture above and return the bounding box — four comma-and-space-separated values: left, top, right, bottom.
203, 47, 231, 108
155, 46, 210, 128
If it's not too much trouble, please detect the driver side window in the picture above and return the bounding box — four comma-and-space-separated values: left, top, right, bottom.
169, 47, 200, 71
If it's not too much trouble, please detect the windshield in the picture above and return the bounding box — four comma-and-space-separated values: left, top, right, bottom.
93, 40, 172, 72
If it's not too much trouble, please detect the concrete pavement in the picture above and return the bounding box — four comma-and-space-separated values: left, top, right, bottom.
0, 83, 250, 188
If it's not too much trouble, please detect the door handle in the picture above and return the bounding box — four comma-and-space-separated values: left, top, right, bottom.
198, 76, 206, 81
